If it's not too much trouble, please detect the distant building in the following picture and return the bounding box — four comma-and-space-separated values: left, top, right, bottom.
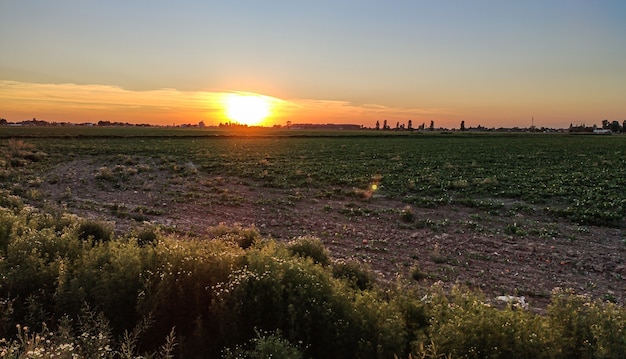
593, 129, 612, 135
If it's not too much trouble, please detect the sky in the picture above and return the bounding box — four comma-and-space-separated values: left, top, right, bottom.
1, 0, 625, 128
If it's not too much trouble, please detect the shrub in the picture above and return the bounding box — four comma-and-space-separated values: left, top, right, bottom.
332, 259, 375, 290
0, 190, 23, 210
77, 219, 113, 243
410, 264, 427, 281
547, 288, 626, 359
287, 236, 330, 266
3, 206, 626, 359
134, 227, 159, 246
222, 330, 304, 359
139, 236, 245, 356
208, 223, 260, 249
415, 285, 548, 359
401, 205, 416, 223
212, 241, 406, 358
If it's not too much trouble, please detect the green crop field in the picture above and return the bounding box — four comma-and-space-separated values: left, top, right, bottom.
5, 127, 625, 227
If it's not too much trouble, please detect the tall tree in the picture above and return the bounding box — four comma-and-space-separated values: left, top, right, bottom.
460, 120, 466, 131
602, 119, 609, 129
610, 120, 621, 133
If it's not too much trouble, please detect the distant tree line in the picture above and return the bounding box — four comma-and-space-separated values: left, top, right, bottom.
373, 118, 626, 133
0, 118, 152, 127
569, 120, 626, 133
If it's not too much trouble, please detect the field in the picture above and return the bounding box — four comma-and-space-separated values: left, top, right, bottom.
1, 127, 625, 357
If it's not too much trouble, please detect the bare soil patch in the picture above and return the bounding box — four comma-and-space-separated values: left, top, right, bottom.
38, 158, 625, 309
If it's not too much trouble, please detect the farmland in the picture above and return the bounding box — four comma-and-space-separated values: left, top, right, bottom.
1, 127, 625, 357
2, 128, 625, 296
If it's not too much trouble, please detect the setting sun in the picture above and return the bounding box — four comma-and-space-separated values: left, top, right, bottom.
224, 94, 271, 126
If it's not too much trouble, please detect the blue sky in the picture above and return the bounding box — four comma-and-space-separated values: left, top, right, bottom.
1, 0, 625, 127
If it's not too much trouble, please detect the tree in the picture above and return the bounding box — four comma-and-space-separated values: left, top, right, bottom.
610, 120, 621, 133
407, 120, 413, 130
602, 119, 609, 129
383, 120, 388, 130
395, 122, 400, 130
375, 120, 380, 130
429, 121, 434, 131
623, 120, 626, 133
460, 120, 466, 131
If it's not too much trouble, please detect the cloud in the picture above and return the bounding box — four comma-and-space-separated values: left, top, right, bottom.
0, 80, 452, 126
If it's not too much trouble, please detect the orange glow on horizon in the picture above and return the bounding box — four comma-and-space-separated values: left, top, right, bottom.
1, 80, 618, 129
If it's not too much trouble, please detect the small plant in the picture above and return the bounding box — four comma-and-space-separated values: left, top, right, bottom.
401, 205, 415, 223
95, 166, 115, 181
411, 264, 427, 281
208, 223, 260, 249
223, 329, 303, 359
134, 228, 159, 246
287, 236, 330, 266
77, 219, 113, 243
332, 260, 375, 290
504, 222, 526, 236
430, 244, 447, 264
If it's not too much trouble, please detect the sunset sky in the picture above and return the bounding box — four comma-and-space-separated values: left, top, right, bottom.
1, 1, 625, 128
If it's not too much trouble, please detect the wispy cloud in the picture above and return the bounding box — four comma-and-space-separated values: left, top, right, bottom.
0, 80, 451, 126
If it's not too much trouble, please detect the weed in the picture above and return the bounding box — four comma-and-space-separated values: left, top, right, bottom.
77, 219, 113, 243
411, 265, 427, 281
504, 222, 526, 236
287, 236, 330, 266
401, 205, 415, 223
332, 259, 374, 290
208, 223, 260, 249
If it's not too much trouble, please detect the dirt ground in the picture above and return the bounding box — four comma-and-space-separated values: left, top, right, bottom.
37, 158, 625, 310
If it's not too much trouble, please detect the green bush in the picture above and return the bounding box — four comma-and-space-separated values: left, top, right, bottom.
139, 236, 245, 356
416, 285, 548, 359
332, 259, 375, 290
286, 235, 330, 266
208, 223, 261, 249
211, 241, 406, 358
547, 288, 626, 359
223, 329, 304, 359
2, 204, 626, 358
77, 219, 113, 243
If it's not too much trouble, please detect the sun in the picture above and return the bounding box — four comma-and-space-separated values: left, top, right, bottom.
224, 94, 271, 126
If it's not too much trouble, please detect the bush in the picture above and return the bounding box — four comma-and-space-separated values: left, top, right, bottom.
139, 236, 245, 356
223, 330, 304, 359
547, 288, 626, 359
77, 219, 113, 243
208, 223, 260, 249
2, 206, 626, 359
286, 236, 330, 266
132, 227, 159, 246
401, 205, 415, 223
212, 241, 406, 358
332, 259, 375, 290
415, 285, 548, 359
